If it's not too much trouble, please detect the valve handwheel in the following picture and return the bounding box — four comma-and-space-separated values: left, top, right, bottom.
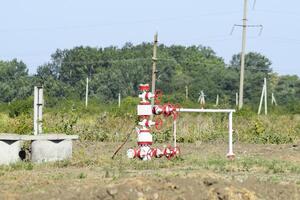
162, 103, 173, 117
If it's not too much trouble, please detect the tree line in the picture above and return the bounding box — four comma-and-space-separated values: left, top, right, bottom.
0, 42, 299, 110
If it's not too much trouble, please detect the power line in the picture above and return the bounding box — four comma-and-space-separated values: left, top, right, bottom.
0, 11, 241, 33
254, 9, 300, 17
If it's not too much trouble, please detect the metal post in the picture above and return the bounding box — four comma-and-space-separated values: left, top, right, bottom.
227, 112, 235, 159
118, 93, 121, 108
85, 77, 89, 108
150, 33, 158, 120
264, 77, 267, 115
238, 0, 248, 110
173, 119, 177, 147
236, 93, 239, 106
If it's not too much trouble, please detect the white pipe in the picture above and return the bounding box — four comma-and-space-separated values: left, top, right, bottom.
173, 119, 177, 147
177, 108, 235, 113
176, 107, 235, 158
226, 112, 234, 158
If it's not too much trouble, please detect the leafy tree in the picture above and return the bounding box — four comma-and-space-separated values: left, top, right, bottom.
0, 59, 32, 102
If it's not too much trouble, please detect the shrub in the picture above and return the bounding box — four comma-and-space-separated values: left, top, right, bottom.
8, 97, 33, 118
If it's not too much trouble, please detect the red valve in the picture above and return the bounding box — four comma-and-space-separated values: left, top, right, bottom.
163, 145, 180, 159
155, 117, 163, 130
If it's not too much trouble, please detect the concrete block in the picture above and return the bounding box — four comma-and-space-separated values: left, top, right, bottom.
31, 139, 73, 163
0, 140, 21, 165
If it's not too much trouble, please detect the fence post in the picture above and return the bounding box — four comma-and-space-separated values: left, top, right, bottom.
34, 86, 43, 135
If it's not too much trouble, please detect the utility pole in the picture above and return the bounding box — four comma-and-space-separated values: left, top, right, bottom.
150, 33, 158, 120
271, 93, 277, 106
258, 78, 267, 115
198, 91, 206, 109
264, 77, 267, 115
238, 0, 248, 110
231, 0, 263, 109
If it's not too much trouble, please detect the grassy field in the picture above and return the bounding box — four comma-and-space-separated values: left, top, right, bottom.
0, 141, 300, 200
0, 101, 300, 199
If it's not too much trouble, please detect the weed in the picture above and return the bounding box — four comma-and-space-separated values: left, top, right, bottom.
78, 172, 87, 179
53, 160, 71, 168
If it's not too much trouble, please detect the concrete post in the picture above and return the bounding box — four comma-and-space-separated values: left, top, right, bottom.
34, 86, 43, 135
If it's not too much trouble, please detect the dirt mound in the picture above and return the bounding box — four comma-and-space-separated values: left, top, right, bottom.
85, 175, 257, 200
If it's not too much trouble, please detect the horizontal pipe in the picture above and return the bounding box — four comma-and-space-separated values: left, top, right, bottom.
177, 108, 235, 113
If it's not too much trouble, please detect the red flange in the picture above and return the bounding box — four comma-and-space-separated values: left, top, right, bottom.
155, 117, 163, 130
139, 84, 150, 91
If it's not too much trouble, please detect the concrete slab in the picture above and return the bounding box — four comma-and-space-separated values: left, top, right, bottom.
0, 134, 23, 140
21, 134, 79, 141
0, 140, 22, 165
0, 133, 79, 164
31, 139, 73, 163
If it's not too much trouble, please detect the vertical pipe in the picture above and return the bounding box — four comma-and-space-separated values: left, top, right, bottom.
173, 119, 177, 147
85, 77, 89, 108
264, 77, 267, 115
227, 112, 234, 158
118, 93, 121, 108
33, 86, 38, 135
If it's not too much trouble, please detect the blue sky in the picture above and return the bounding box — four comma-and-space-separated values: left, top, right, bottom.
1, 0, 299, 76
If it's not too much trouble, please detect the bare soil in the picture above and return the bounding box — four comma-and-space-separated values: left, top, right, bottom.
0, 141, 300, 200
